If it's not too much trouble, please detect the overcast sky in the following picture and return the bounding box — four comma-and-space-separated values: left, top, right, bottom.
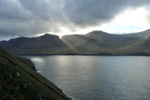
0, 0, 150, 39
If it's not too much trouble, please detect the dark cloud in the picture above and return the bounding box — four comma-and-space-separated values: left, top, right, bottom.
63, 0, 150, 27
0, 0, 149, 39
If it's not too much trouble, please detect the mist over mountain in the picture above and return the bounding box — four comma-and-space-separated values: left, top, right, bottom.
1, 29, 150, 55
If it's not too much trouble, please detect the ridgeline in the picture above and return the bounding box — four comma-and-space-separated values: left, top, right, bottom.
0, 29, 150, 55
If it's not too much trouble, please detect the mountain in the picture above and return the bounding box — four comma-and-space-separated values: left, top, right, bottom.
1, 29, 150, 55
0, 34, 72, 55
123, 29, 150, 38
62, 29, 150, 55
0, 47, 71, 100
62, 31, 137, 54
119, 29, 150, 55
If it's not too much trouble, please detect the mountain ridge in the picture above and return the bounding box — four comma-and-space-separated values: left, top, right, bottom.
1, 29, 150, 55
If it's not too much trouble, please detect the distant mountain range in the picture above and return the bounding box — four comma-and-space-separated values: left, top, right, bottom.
0, 34, 72, 55
0, 29, 150, 55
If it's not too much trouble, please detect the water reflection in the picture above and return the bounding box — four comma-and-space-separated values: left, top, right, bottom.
31, 57, 44, 63
24, 56, 150, 100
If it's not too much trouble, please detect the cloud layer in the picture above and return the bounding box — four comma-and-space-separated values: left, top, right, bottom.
0, 0, 150, 39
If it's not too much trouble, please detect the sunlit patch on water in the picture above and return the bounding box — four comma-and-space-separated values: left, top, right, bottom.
37, 70, 41, 73
31, 57, 44, 63
24, 55, 150, 100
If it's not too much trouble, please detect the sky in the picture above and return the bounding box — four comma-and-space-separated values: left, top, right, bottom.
0, 0, 150, 40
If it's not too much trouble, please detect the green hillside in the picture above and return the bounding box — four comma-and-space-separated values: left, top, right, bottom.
1, 29, 150, 55
0, 34, 72, 55
62, 29, 150, 55
0, 47, 71, 100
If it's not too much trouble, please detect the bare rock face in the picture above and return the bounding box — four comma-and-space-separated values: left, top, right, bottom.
15, 72, 21, 77
0, 47, 72, 100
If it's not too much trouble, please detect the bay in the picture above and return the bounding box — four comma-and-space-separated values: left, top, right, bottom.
23, 56, 150, 100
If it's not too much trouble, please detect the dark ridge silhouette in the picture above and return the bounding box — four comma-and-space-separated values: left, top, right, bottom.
0, 29, 150, 55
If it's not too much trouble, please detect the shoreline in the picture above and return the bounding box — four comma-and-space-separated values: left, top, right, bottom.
18, 53, 150, 56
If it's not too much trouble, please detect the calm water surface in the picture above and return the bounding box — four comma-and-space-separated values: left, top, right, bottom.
24, 56, 150, 100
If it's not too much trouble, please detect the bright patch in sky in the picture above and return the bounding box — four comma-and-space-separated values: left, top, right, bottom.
0, 0, 150, 39
99, 7, 150, 34
56, 6, 150, 36
59, 26, 101, 36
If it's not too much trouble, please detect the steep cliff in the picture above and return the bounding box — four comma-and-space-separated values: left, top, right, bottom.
0, 47, 71, 100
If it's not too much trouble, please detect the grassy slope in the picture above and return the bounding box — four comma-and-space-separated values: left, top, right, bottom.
1, 29, 150, 55
0, 34, 73, 55
0, 47, 71, 100
62, 31, 140, 54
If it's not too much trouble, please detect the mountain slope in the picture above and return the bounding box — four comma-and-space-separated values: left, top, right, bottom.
1, 29, 150, 55
0, 34, 72, 55
62, 34, 107, 54
0, 47, 71, 100
62, 31, 141, 54
116, 29, 150, 54
123, 29, 150, 38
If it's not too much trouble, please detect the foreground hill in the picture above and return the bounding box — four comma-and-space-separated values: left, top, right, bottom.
0, 47, 71, 100
0, 29, 150, 55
